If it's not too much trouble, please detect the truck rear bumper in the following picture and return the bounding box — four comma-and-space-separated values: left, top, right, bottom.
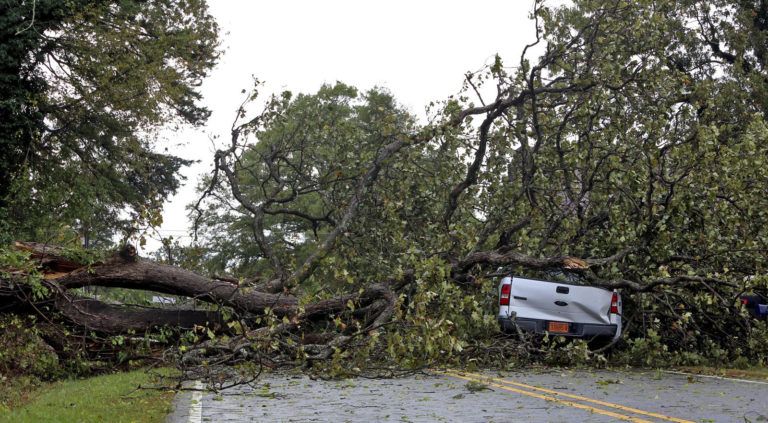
499, 317, 618, 338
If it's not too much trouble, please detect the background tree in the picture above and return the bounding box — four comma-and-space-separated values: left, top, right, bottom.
194, 83, 455, 287
0, 0, 219, 245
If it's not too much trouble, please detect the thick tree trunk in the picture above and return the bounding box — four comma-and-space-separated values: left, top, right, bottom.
56, 259, 298, 316
2, 242, 396, 345
55, 295, 225, 333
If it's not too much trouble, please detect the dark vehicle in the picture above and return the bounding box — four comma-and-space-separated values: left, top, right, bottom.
740, 294, 768, 319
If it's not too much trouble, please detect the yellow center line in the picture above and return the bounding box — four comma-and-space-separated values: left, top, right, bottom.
445, 372, 654, 423
441, 370, 694, 423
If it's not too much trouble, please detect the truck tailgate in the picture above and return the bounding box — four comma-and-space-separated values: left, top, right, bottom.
510, 277, 612, 325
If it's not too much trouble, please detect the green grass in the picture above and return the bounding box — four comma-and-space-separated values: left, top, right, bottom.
0, 375, 44, 411
0, 370, 176, 423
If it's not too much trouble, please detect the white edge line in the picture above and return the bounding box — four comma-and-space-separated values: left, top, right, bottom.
188, 380, 204, 423
663, 370, 768, 386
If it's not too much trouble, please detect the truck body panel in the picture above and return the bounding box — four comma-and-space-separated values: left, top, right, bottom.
498, 276, 621, 339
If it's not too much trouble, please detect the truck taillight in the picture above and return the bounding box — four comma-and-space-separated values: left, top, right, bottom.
610, 292, 619, 314
500, 283, 511, 306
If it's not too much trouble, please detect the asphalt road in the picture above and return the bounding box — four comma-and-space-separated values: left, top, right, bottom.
166, 368, 768, 422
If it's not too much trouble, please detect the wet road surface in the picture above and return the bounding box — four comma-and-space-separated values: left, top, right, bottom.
166, 368, 768, 422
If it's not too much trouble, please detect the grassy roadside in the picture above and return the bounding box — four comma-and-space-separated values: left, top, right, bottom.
675, 366, 768, 381
0, 375, 43, 412
0, 369, 176, 423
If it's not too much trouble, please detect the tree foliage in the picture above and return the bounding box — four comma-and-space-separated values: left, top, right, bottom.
0, 0, 219, 244
192, 0, 768, 365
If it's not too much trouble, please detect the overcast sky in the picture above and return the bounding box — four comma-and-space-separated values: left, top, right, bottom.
145, 0, 538, 252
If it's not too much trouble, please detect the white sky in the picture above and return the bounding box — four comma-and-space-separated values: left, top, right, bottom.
145, 0, 538, 253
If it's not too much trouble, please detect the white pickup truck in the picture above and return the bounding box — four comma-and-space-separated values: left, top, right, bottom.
498, 275, 622, 340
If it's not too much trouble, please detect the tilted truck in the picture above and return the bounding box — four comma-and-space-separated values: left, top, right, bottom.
498, 275, 622, 340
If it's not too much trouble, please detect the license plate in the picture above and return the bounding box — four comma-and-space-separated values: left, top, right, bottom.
547, 321, 570, 333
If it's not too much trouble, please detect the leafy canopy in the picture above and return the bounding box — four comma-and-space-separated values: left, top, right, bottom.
195, 0, 768, 364
0, 0, 219, 245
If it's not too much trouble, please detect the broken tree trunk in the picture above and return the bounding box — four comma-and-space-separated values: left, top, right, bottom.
1, 241, 397, 367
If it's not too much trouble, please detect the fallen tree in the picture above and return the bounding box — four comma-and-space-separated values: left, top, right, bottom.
1, 234, 763, 379
1, 242, 397, 359
185, 0, 768, 369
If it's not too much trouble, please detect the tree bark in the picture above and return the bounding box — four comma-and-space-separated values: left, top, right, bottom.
54, 294, 224, 333
56, 259, 298, 316
3, 242, 395, 342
